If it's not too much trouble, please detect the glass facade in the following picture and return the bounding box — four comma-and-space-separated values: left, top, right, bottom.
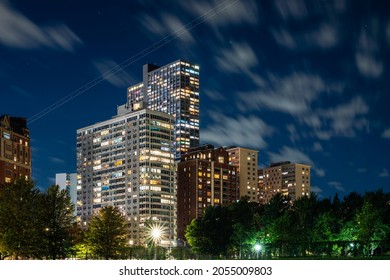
126, 60, 200, 158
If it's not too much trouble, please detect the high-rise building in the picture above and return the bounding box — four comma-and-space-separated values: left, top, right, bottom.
177, 144, 239, 241
76, 108, 175, 246
0, 115, 31, 184
258, 161, 311, 204
226, 147, 259, 202
124, 60, 200, 158
55, 173, 77, 216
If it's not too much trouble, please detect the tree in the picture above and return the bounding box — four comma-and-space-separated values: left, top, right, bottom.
228, 200, 260, 259
0, 178, 44, 259
42, 185, 75, 259
85, 206, 128, 259
185, 205, 233, 258
355, 201, 389, 256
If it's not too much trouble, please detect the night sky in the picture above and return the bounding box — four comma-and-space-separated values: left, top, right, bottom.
1, 0, 389, 199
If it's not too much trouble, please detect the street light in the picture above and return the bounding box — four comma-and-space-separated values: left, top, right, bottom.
254, 244, 262, 259
147, 223, 165, 259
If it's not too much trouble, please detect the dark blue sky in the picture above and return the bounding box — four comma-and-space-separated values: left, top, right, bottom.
1, 0, 389, 198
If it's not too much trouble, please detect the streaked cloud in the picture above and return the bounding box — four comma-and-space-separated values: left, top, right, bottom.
311, 185, 323, 194
201, 112, 273, 149
312, 142, 323, 152
315, 168, 326, 177
9, 85, 32, 97
382, 128, 390, 139
138, 13, 194, 44
180, 0, 258, 29
48, 156, 65, 164
216, 42, 259, 74
286, 124, 300, 142
239, 73, 331, 115
0, 1, 83, 51
379, 168, 389, 178
239, 71, 369, 140
268, 146, 313, 165
355, 21, 383, 78
317, 96, 369, 138
357, 168, 367, 173
273, 0, 308, 21
203, 89, 225, 101
328, 181, 345, 192
271, 23, 339, 50
93, 58, 135, 88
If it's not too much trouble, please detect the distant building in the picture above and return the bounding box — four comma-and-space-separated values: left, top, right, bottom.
258, 161, 311, 204
76, 108, 175, 246
226, 147, 259, 202
0, 115, 31, 184
55, 173, 77, 216
123, 59, 200, 159
177, 144, 239, 241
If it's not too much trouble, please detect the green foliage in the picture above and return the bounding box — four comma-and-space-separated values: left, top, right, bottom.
85, 206, 128, 259
0, 178, 44, 259
185, 190, 390, 259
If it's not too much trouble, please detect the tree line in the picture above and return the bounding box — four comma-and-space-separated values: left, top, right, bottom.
0, 179, 130, 260
1, 178, 390, 259
185, 191, 390, 259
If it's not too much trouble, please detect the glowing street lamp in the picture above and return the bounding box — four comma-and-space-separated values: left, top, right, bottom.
254, 244, 262, 259
146, 223, 165, 259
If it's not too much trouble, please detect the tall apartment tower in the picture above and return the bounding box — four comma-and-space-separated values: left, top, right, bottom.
56, 173, 77, 217
0, 115, 31, 184
226, 147, 259, 202
258, 161, 311, 204
76, 108, 175, 246
125, 60, 200, 158
177, 144, 239, 241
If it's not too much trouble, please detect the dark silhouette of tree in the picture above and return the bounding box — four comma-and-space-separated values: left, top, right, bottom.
42, 185, 75, 259
185, 205, 232, 258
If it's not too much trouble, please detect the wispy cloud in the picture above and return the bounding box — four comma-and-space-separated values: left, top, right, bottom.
215, 42, 265, 87
48, 156, 65, 164
311, 185, 323, 194
268, 146, 313, 165
271, 23, 339, 50
179, 0, 258, 39
312, 142, 323, 152
355, 20, 383, 78
201, 112, 273, 149
273, 0, 308, 21
379, 168, 389, 178
328, 181, 345, 192
382, 128, 390, 139
239, 72, 333, 115
357, 168, 367, 173
0, 1, 83, 51
216, 42, 259, 74
286, 124, 300, 142
315, 168, 326, 177
47, 177, 56, 184
238, 72, 369, 140
93, 58, 135, 88
9, 85, 32, 97
203, 89, 225, 101
138, 13, 194, 44
317, 96, 369, 138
